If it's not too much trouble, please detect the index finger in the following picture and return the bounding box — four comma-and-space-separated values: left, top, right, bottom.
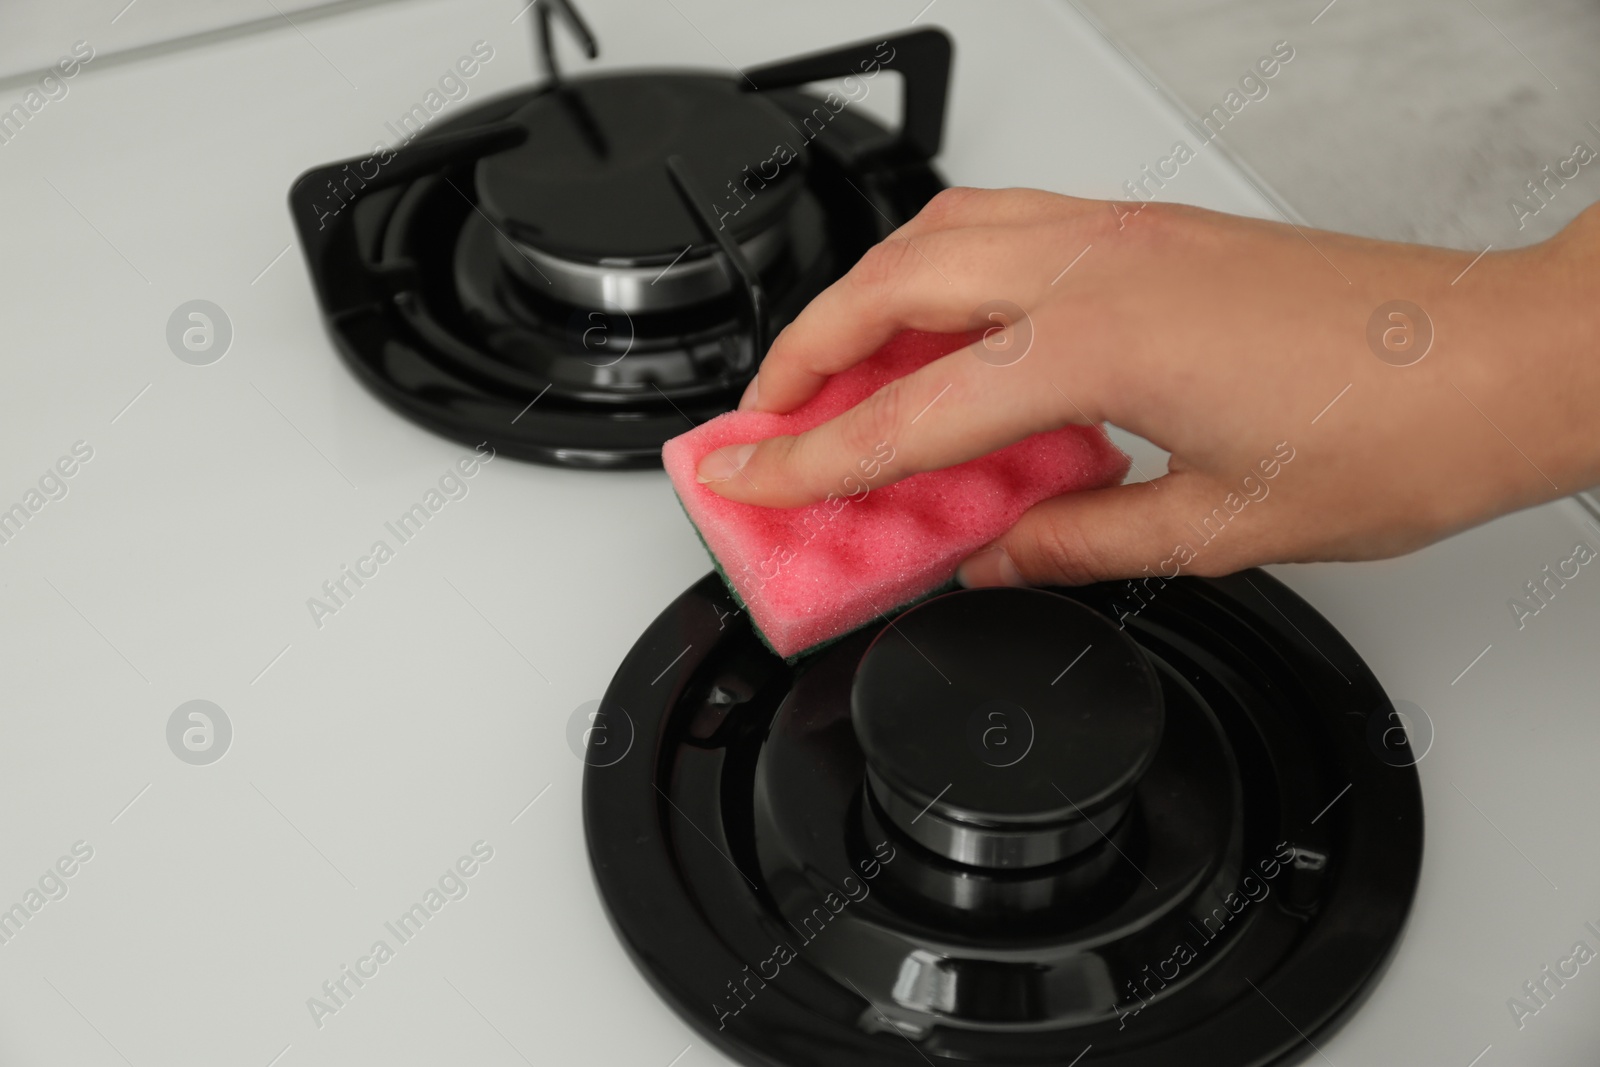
749, 225, 1045, 414
748, 187, 1103, 413
701, 326, 1100, 507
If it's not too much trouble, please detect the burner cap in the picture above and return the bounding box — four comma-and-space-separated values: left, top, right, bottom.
854, 589, 1164, 869
476, 73, 807, 265
585, 570, 1425, 1067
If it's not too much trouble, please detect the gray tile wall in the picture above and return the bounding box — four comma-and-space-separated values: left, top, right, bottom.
1071, 0, 1600, 249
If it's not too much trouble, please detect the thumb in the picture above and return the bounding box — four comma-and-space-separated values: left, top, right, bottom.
957, 474, 1250, 587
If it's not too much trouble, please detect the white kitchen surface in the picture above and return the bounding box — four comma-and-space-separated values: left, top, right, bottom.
0, 1, 1595, 1065
0, 0, 386, 83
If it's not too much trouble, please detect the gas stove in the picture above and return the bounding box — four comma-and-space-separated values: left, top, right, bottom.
588, 574, 1423, 1065
290, 2, 947, 467
2, 2, 1598, 1066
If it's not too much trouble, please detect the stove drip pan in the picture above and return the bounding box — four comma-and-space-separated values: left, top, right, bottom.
584, 572, 1423, 1066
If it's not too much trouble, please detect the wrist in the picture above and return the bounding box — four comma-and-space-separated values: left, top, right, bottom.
1405, 227, 1597, 533
1530, 208, 1600, 494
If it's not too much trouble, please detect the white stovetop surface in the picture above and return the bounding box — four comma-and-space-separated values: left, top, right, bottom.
1, 1, 1596, 1064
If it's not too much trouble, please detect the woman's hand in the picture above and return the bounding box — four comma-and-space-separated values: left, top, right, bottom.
696, 188, 1600, 586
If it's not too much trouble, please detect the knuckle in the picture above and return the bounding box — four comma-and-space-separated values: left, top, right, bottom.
1020, 516, 1114, 586
847, 237, 923, 294
1079, 202, 1123, 243
844, 382, 906, 460
999, 186, 1066, 215
915, 185, 983, 227
1130, 198, 1180, 236
760, 434, 819, 500
788, 445, 837, 501
791, 384, 905, 497
1104, 197, 1185, 244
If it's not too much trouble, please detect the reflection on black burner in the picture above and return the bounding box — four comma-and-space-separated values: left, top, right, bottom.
289, 3, 951, 468
584, 571, 1424, 1066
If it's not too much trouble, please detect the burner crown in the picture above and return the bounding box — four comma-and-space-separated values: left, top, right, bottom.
475, 72, 807, 265
851, 588, 1165, 868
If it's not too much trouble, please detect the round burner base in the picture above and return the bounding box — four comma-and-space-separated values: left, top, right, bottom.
584, 570, 1423, 1066
289, 76, 941, 469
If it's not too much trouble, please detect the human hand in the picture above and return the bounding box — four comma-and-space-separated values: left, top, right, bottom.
695, 188, 1600, 586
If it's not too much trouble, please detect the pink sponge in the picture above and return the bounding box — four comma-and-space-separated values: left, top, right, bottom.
662, 331, 1130, 659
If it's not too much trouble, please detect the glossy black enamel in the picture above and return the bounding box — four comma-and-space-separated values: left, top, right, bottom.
477, 74, 807, 260
287, 30, 951, 468
583, 570, 1424, 1066
853, 588, 1164, 838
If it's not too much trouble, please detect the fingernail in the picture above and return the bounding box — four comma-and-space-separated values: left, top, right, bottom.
956, 546, 1027, 589
697, 442, 758, 484
737, 375, 760, 412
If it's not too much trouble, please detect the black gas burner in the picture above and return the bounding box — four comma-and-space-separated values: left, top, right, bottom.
584, 572, 1424, 1066
477, 73, 809, 310
289, 1, 950, 467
